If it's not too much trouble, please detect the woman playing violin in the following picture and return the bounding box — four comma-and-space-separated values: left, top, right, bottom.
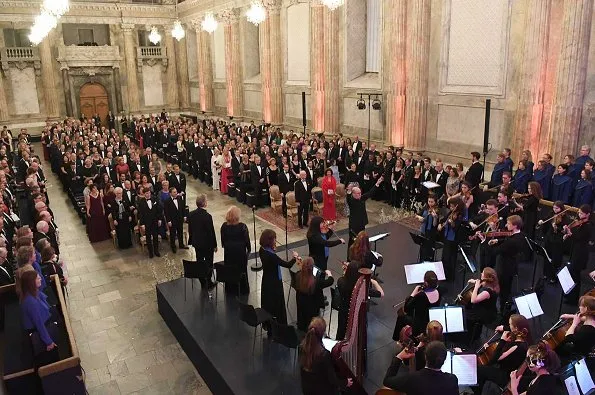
511, 181, 542, 240
453, 181, 475, 218
509, 343, 561, 395
563, 204, 592, 305
556, 295, 595, 363
540, 201, 569, 283
439, 197, 465, 279
307, 216, 345, 271
465, 267, 500, 345
417, 194, 439, 261
472, 314, 532, 395
348, 231, 382, 271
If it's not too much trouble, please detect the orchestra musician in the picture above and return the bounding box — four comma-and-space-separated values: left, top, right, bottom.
299, 317, 353, 395
392, 270, 441, 340
295, 257, 335, 332
382, 340, 459, 395
463, 267, 500, 345
539, 201, 569, 284
562, 204, 592, 304
471, 314, 532, 395
348, 231, 382, 270
411, 320, 444, 371
452, 181, 475, 218
469, 199, 501, 270
438, 196, 465, 279
555, 295, 595, 363
417, 194, 439, 261
307, 216, 344, 271
510, 181, 542, 241
508, 343, 561, 395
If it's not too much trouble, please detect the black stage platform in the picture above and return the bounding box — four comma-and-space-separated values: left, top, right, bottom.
157, 221, 595, 395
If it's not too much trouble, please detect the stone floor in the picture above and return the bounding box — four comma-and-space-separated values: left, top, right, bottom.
46, 162, 391, 395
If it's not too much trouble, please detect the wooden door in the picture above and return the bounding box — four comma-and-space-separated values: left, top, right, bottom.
79, 83, 109, 125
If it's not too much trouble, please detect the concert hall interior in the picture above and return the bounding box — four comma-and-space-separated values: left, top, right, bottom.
0, 1, 595, 395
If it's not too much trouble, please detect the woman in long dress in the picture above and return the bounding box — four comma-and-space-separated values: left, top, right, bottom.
211, 148, 221, 191
86, 184, 110, 243
321, 168, 337, 221
220, 206, 251, 294
220, 147, 232, 194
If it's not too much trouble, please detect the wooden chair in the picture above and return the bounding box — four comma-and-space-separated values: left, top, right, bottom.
269, 185, 283, 214
107, 214, 117, 247
311, 187, 323, 215
335, 183, 346, 212
285, 192, 298, 219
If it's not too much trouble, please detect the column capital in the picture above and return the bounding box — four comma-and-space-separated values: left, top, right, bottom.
264, 0, 282, 13
219, 8, 240, 25
121, 23, 135, 32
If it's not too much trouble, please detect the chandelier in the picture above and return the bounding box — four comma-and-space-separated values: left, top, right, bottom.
201, 12, 218, 33
43, 0, 70, 17
321, 0, 344, 11
171, 20, 185, 41
246, 1, 266, 26
28, 11, 58, 45
148, 26, 162, 45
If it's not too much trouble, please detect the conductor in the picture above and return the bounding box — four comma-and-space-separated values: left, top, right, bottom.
347, 175, 384, 249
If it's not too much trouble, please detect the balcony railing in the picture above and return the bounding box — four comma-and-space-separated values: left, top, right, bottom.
136, 46, 168, 71
0, 47, 40, 74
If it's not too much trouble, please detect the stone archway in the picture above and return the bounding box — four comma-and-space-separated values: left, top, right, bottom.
79, 82, 109, 124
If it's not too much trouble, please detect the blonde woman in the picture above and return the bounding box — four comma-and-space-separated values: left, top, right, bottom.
220, 206, 251, 294
211, 148, 222, 191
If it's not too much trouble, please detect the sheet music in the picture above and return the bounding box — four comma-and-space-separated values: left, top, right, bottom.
404, 262, 446, 284
525, 293, 544, 317
428, 308, 446, 330
565, 376, 581, 395
557, 266, 576, 295
445, 306, 465, 333
575, 358, 595, 395
440, 351, 452, 374
370, 232, 390, 242
427, 261, 446, 281
452, 354, 477, 386
422, 181, 440, 189
322, 338, 338, 352
515, 296, 531, 318
313, 266, 319, 276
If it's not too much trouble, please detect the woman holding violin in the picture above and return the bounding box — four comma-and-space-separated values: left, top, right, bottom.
307, 216, 345, 271
438, 196, 465, 279
511, 181, 542, 240
295, 257, 335, 332
401, 320, 444, 371
417, 194, 439, 261
539, 201, 570, 283
453, 181, 475, 218
392, 270, 441, 340
563, 204, 592, 304
555, 295, 595, 362
462, 267, 500, 345
348, 231, 382, 270
472, 314, 532, 395
508, 343, 561, 395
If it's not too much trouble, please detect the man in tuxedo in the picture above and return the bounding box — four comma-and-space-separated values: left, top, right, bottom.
122, 180, 137, 219
434, 161, 448, 202
465, 151, 484, 189
148, 167, 160, 192
352, 135, 362, 153
251, 156, 267, 207
347, 176, 383, 249
294, 170, 312, 228
98, 157, 116, 182
187, 194, 217, 288
137, 187, 162, 258
168, 164, 187, 204
383, 341, 459, 394
140, 148, 152, 170
278, 163, 295, 217
164, 187, 187, 253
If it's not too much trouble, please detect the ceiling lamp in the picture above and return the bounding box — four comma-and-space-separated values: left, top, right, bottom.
321, 0, 344, 11
201, 12, 218, 33
28, 11, 58, 45
148, 26, 162, 45
171, 20, 185, 41
246, 1, 266, 26
43, 0, 70, 17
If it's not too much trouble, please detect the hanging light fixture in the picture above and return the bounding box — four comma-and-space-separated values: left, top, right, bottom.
246, 1, 266, 26
321, 0, 344, 11
148, 26, 162, 45
28, 10, 58, 45
43, 0, 70, 17
171, 20, 185, 41
201, 12, 218, 33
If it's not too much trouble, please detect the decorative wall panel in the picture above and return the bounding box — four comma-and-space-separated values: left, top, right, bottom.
286, 3, 310, 83
8, 67, 39, 114
436, 104, 504, 146
142, 64, 164, 107
213, 27, 226, 80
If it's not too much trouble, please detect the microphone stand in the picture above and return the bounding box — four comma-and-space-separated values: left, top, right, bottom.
285, 208, 289, 261
250, 205, 262, 271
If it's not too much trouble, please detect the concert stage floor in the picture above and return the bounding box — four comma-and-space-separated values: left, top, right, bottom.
157, 221, 594, 395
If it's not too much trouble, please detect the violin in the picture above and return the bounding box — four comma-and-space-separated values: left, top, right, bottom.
537, 208, 572, 229
469, 230, 513, 241
562, 218, 589, 240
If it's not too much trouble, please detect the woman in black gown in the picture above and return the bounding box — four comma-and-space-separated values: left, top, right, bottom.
295, 257, 334, 332
464, 267, 500, 345
220, 205, 251, 294
511, 181, 542, 241
307, 216, 344, 271
259, 229, 297, 327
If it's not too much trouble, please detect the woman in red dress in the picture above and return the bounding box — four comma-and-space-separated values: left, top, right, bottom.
322, 168, 337, 221
220, 147, 232, 194
85, 184, 111, 243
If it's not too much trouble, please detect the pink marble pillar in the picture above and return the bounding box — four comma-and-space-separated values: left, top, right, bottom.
268, 4, 284, 125
310, 3, 325, 132
259, 10, 272, 122
323, 6, 340, 134
194, 26, 214, 114
222, 8, 243, 118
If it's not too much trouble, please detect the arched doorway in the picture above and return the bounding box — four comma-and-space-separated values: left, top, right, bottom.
79, 83, 109, 125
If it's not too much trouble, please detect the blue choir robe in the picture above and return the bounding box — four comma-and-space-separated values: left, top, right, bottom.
526, 161, 535, 175
504, 157, 514, 173
544, 163, 555, 179
533, 169, 551, 200
550, 174, 572, 204
489, 162, 507, 188
512, 168, 532, 193
20, 291, 52, 345
575, 155, 593, 169
572, 179, 593, 207
568, 164, 581, 181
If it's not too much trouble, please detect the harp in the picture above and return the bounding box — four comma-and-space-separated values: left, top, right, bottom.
331, 268, 372, 394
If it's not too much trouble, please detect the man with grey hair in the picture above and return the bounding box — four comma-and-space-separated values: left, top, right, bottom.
0, 246, 12, 285
576, 144, 593, 170
111, 187, 132, 249
188, 193, 217, 288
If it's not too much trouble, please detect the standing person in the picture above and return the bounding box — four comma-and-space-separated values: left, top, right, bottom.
321, 168, 337, 221
220, 147, 232, 194
562, 204, 591, 305
168, 164, 187, 204
299, 317, 352, 395
251, 155, 267, 207
258, 229, 297, 327
111, 187, 132, 249
295, 257, 334, 331
137, 187, 162, 258
307, 216, 344, 271
539, 201, 569, 283
187, 194, 217, 288
163, 187, 187, 253
417, 195, 439, 261
346, 175, 384, 250
437, 197, 465, 280
550, 164, 572, 204
295, 170, 313, 229
509, 343, 561, 395
465, 151, 484, 189
277, 163, 294, 217
85, 184, 110, 243
220, 206, 251, 295
510, 181, 542, 241
348, 231, 383, 270
572, 169, 593, 207
211, 148, 221, 191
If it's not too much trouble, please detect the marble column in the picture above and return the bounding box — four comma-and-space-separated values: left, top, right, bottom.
39, 32, 60, 118
323, 7, 340, 134
113, 67, 123, 113
194, 25, 214, 113
544, 0, 592, 161
0, 71, 8, 121
121, 24, 139, 112
310, 2, 325, 132
259, 10, 272, 122
404, 0, 431, 152
61, 67, 73, 117
383, 0, 407, 147
511, 0, 551, 161
175, 34, 190, 110
268, 1, 284, 125
164, 30, 179, 110
222, 8, 243, 118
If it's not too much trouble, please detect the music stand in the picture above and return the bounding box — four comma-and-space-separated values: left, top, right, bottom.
514, 292, 544, 319
404, 261, 446, 284
410, 232, 433, 262
428, 306, 466, 336
369, 232, 390, 283
556, 265, 577, 317
527, 238, 548, 286
440, 351, 478, 387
